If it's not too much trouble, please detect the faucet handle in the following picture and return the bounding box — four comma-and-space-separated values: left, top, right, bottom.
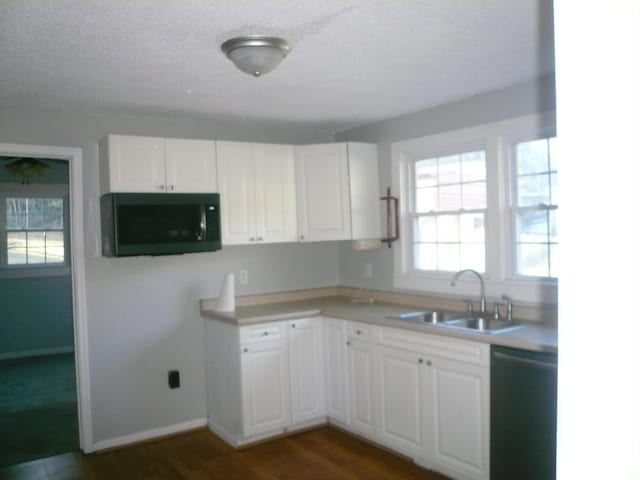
463, 299, 474, 314
493, 302, 503, 320
501, 294, 513, 321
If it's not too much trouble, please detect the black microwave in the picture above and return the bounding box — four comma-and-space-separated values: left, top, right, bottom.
100, 193, 221, 257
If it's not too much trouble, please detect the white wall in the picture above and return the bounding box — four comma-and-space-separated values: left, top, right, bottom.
0, 108, 337, 444
334, 76, 556, 297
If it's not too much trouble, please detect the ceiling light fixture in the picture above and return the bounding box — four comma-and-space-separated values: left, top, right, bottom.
221, 36, 291, 77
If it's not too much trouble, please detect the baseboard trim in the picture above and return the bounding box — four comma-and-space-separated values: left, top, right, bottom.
0, 346, 73, 361
93, 418, 207, 452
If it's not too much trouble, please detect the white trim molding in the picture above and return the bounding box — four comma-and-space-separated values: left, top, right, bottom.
0, 142, 93, 452
93, 418, 208, 452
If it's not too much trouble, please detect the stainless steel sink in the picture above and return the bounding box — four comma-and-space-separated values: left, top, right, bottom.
442, 316, 522, 334
385, 310, 522, 333
385, 310, 451, 325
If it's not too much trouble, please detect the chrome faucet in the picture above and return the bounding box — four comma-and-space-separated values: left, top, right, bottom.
451, 269, 486, 313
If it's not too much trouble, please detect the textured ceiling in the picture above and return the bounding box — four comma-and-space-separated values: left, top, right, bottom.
0, 0, 554, 132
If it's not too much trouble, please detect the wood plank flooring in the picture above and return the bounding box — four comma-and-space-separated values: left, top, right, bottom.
0, 427, 451, 480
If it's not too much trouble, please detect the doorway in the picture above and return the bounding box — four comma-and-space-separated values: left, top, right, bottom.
0, 143, 91, 465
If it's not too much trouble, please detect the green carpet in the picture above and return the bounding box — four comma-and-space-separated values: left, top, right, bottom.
0, 353, 78, 467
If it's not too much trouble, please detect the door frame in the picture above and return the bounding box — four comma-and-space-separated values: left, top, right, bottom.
0, 142, 92, 452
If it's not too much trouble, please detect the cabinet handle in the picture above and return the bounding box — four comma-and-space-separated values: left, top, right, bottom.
168, 185, 174, 191
291, 323, 296, 328
426, 360, 432, 366
243, 348, 248, 353
300, 234, 305, 241
346, 341, 351, 346
418, 358, 424, 364
263, 331, 269, 336
356, 329, 362, 335
159, 185, 165, 190
249, 237, 255, 242
257, 237, 263, 241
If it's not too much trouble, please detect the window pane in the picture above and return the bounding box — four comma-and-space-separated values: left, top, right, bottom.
550, 172, 558, 205
7, 232, 27, 264
549, 243, 559, 278
439, 184, 461, 211
416, 186, 437, 212
461, 151, 486, 182
517, 243, 549, 277
27, 231, 46, 264
46, 231, 65, 263
6, 198, 27, 229
43, 199, 64, 229
549, 137, 558, 171
517, 210, 548, 243
416, 216, 436, 242
460, 213, 485, 243
437, 215, 459, 242
462, 182, 486, 210
549, 210, 558, 243
415, 159, 438, 187
415, 243, 437, 271
437, 244, 460, 272
517, 139, 549, 174
438, 155, 460, 184
460, 244, 485, 273
518, 174, 550, 206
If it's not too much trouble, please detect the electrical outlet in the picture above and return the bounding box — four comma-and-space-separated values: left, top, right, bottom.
239, 270, 249, 285
168, 370, 180, 389
363, 263, 373, 279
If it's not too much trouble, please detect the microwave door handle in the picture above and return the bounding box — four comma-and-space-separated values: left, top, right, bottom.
200, 205, 206, 241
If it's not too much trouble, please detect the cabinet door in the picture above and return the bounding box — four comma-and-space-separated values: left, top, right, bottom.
254, 144, 297, 243
288, 318, 325, 424
240, 340, 290, 437
217, 141, 257, 245
426, 358, 489, 480
105, 135, 166, 192
347, 338, 377, 438
295, 144, 352, 242
347, 143, 381, 240
165, 138, 217, 192
377, 345, 426, 459
323, 317, 349, 424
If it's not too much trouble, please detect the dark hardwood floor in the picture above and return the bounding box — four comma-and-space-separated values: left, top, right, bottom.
0, 427, 451, 480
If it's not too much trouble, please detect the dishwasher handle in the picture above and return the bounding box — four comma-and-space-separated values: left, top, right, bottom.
493, 350, 557, 370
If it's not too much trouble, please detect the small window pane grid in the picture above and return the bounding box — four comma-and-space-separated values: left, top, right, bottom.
513, 138, 557, 278
413, 150, 487, 273
5, 197, 65, 265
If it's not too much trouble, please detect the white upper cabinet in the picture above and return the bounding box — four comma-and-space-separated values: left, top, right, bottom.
295, 142, 380, 243
217, 141, 297, 246
99, 134, 217, 194
164, 138, 218, 193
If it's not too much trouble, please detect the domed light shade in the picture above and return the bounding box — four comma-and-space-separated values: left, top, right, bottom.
221, 36, 291, 77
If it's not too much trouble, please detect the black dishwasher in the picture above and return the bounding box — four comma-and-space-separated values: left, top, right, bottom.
490, 345, 558, 480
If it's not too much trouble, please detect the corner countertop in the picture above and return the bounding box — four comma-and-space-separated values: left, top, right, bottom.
201, 296, 557, 354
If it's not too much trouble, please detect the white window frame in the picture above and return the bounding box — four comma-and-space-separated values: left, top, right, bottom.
0, 183, 71, 278
391, 112, 557, 305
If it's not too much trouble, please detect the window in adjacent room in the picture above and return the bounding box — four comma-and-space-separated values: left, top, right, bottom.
3, 196, 66, 266
512, 137, 557, 278
413, 149, 487, 273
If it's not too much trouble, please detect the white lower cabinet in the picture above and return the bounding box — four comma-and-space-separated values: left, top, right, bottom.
426, 357, 489, 480
377, 345, 426, 459
322, 317, 349, 424
288, 317, 325, 425
347, 337, 378, 439
241, 338, 291, 437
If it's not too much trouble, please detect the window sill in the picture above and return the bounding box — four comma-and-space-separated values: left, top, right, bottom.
0, 265, 71, 279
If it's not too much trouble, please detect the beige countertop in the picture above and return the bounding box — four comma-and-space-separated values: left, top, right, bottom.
201, 295, 558, 354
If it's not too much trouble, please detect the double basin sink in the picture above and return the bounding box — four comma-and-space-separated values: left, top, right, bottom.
385, 310, 522, 334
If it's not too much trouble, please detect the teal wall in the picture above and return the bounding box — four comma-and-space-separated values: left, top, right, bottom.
0, 275, 74, 356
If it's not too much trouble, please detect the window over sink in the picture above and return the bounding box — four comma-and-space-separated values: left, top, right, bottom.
392, 112, 557, 304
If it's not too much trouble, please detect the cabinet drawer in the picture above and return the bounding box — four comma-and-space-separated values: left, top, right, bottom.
347, 321, 378, 341
240, 321, 287, 345
378, 326, 489, 366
